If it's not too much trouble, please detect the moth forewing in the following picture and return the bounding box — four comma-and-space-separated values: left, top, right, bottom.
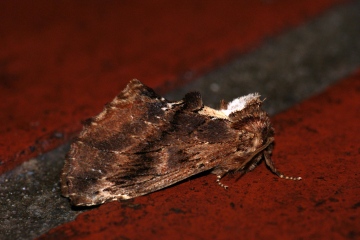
61, 79, 301, 206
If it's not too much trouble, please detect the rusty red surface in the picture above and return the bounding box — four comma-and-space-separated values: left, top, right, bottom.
38, 70, 360, 239
0, 0, 348, 174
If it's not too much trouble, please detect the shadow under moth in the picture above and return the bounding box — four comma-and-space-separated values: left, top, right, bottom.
61, 79, 301, 206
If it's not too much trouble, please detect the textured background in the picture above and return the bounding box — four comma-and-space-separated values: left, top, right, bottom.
0, 1, 359, 239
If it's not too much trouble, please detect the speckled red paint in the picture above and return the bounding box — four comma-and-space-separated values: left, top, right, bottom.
0, 0, 348, 174
38, 70, 360, 239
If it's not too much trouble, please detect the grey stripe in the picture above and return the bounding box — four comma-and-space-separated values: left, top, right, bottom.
1, 2, 360, 240
165, 2, 360, 115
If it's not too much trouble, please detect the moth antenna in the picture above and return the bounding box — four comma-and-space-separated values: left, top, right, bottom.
263, 151, 302, 181
216, 174, 228, 189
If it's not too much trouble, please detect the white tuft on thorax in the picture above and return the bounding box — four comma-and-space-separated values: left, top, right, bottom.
221, 93, 260, 116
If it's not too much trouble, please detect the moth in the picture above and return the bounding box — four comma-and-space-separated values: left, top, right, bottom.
61, 79, 301, 206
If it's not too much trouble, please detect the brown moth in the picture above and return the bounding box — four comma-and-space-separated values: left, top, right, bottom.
61, 79, 301, 206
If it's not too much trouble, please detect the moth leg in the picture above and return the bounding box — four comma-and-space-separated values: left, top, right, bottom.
263, 151, 302, 181
212, 168, 229, 189
246, 154, 263, 172
216, 174, 228, 189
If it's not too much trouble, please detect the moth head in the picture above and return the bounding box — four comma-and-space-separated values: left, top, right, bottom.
222, 93, 274, 149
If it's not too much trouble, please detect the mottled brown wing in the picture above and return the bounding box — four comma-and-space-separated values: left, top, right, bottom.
61, 80, 242, 206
